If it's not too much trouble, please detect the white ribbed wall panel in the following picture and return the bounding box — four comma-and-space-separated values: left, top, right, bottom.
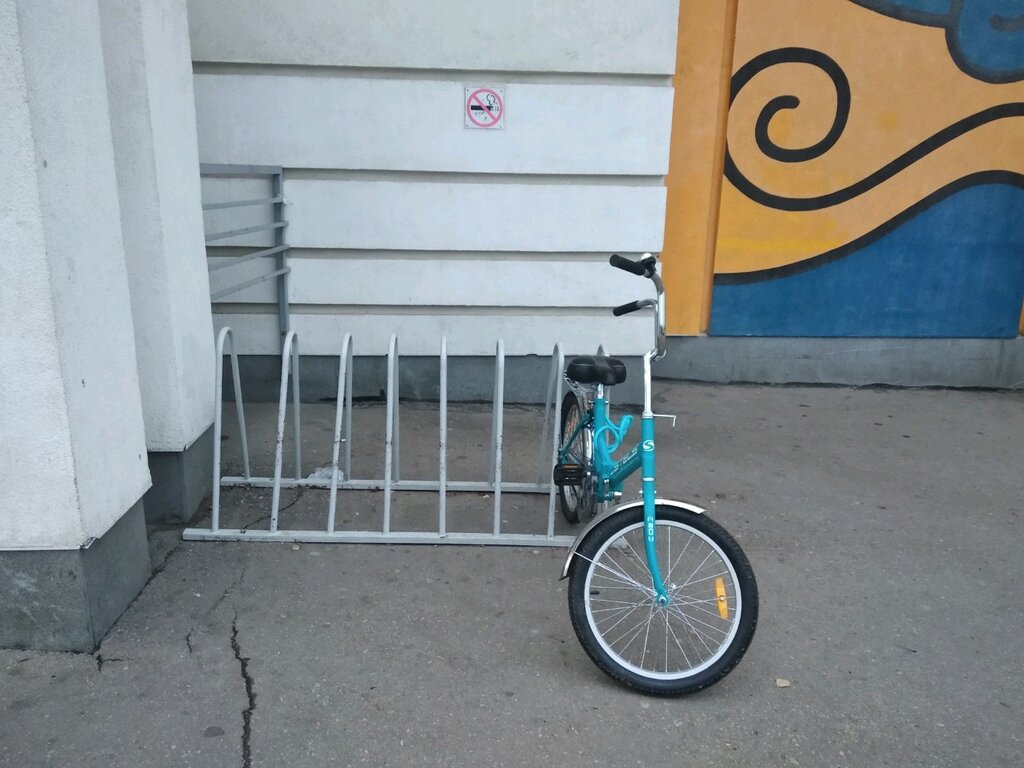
187, 0, 678, 75
194, 75, 673, 175
191, 1, 677, 356
284, 179, 665, 252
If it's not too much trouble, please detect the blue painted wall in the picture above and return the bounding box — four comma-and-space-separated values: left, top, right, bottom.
710, 184, 1024, 338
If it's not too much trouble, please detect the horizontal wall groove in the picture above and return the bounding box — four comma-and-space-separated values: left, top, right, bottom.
213, 304, 625, 317
192, 61, 673, 87
207, 248, 635, 261
282, 169, 666, 186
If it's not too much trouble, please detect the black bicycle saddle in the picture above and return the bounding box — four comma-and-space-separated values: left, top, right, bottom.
565, 355, 627, 386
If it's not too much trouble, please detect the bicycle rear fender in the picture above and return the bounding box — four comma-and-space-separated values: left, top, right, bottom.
559, 497, 705, 579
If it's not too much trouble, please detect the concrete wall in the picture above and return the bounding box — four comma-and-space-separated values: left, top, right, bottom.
2, 0, 151, 550
187, 0, 678, 356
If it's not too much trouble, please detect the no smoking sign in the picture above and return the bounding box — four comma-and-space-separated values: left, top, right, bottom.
464, 86, 505, 129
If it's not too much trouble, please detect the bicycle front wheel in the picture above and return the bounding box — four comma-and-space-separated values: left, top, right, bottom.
567, 505, 757, 695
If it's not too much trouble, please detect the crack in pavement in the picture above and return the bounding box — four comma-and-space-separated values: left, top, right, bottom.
240, 514, 270, 531
93, 653, 131, 672
142, 542, 184, 590
240, 487, 306, 531
230, 610, 256, 768
185, 566, 248, 654
65, 533, 191, 673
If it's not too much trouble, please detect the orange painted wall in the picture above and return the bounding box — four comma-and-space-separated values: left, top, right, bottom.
661, 0, 736, 335
663, 0, 1024, 338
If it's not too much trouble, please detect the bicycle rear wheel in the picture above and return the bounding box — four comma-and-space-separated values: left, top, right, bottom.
558, 391, 596, 524
567, 505, 757, 695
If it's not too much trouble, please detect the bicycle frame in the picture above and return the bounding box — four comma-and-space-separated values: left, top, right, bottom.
560, 254, 671, 604
561, 388, 640, 502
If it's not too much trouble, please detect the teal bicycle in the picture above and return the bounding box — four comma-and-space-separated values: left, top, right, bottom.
556, 253, 758, 695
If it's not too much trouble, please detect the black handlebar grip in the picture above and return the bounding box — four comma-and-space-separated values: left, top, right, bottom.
609, 254, 647, 276
612, 300, 645, 317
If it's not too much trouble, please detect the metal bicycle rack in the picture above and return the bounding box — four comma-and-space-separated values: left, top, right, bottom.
183, 328, 577, 546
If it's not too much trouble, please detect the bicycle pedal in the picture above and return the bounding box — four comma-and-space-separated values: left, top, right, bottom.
553, 463, 586, 486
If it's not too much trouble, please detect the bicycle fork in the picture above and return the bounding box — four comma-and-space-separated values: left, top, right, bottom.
641, 351, 670, 606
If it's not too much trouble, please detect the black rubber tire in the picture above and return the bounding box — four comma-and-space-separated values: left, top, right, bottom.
567, 505, 758, 695
558, 391, 595, 524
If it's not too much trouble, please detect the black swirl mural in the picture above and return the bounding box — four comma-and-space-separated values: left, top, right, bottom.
724, 47, 1024, 212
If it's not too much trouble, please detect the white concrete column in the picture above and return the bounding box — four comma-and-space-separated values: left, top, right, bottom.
1, 0, 151, 551
99, 0, 215, 455
97, 0, 216, 522
1, 0, 152, 650
0, 1, 82, 551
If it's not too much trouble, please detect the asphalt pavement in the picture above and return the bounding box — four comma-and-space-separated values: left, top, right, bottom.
2, 381, 1022, 768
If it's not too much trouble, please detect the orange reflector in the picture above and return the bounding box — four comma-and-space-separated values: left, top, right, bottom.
715, 577, 729, 620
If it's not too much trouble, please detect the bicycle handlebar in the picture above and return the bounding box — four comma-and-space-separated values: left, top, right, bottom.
612, 299, 653, 316
612, 300, 643, 316
609, 253, 666, 363
609, 254, 649, 276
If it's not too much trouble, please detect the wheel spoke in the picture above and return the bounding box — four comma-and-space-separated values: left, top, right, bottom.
678, 550, 716, 590
590, 600, 648, 617
667, 599, 736, 623
639, 602, 656, 669
585, 569, 647, 598
610, 615, 648, 653
589, 602, 651, 618
592, 588, 646, 627
585, 559, 652, 594
600, 602, 648, 641
665, 603, 726, 648
666, 591, 733, 627
665, 531, 696, 584
673, 569, 730, 593
591, 595, 652, 605
671, 611, 716, 658
621, 534, 653, 582
664, 614, 693, 670
594, 551, 654, 595
670, 595, 732, 607
664, 608, 670, 673
601, 551, 646, 590
608, 607, 657, 654
590, 596, 648, 611
591, 608, 642, 624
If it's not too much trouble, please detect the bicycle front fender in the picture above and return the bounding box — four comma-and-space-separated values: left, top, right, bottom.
559, 497, 706, 579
